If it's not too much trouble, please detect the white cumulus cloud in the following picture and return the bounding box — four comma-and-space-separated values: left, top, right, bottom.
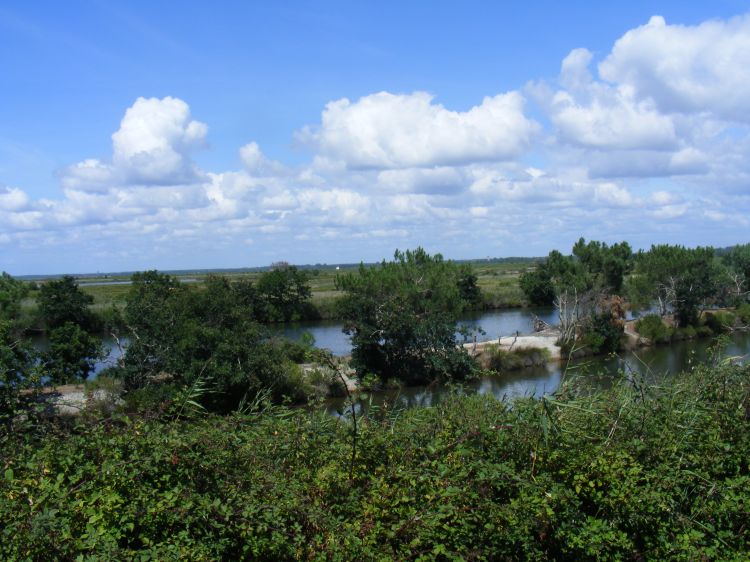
600, 15, 750, 121
300, 90, 538, 169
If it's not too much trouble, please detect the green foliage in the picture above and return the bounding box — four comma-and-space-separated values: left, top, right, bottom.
43, 322, 105, 385
1, 362, 749, 559
485, 345, 550, 371
702, 311, 736, 335
336, 248, 477, 384
38, 275, 95, 330
736, 302, 750, 324
0, 320, 40, 428
633, 245, 718, 326
456, 263, 482, 308
579, 310, 624, 354
519, 265, 555, 306
635, 314, 673, 343
572, 237, 633, 292
0, 272, 28, 321
723, 243, 750, 302
116, 271, 310, 409
256, 264, 313, 322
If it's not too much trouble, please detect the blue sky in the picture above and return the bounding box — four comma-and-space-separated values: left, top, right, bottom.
1, 1, 750, 274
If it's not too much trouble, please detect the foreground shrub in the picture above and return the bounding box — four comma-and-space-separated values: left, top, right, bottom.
2, 361, 749, 560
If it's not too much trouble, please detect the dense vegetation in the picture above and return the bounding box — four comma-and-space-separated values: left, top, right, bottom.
520, 240, 750, 354
2, 358, 748, 560
2, 243, 750, 559
336, 248, 478, 385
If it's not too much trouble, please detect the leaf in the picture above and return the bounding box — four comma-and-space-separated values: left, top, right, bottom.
4, 468, 13, 481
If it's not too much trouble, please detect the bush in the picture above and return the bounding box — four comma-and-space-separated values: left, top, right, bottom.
2, 362, 749, 559
737, 302, 750, 324
635, 314, 672, 343
580, 310, 624, 354
486, 345, 550, 371
674, 324, 697, 340
703, 311, 736, 334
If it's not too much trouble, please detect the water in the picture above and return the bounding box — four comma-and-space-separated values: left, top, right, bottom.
280, 307, 560, 357
325, 332, 750, 416
30, 333, 127, 376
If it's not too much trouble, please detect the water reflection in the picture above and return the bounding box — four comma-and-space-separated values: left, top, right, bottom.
327, 332, 750, 416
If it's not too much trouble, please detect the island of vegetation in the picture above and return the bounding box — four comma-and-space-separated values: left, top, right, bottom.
1, 240, 749, 559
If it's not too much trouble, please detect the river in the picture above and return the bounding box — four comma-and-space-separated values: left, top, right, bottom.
38, 307, 749, 413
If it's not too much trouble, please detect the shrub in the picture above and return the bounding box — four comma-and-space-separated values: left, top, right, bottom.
736, 302, 750, 324
703, 311, 736, 334
635, 314, 672, 343
2, 361, 749, 560
486, 345, 550, 371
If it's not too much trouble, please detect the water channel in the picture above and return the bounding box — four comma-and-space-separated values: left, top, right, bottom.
44, 306, 749, 413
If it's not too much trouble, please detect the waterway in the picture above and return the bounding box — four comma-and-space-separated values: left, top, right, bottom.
325, 331, 750, 416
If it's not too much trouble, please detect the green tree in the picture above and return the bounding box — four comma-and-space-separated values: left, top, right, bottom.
256, 264, 312, 322
117, 271, 303, 409
572, 238, 632, 292
0, 272, 28, 322
38, 275, 94, 330
0, 320, 39, 427
632, 245, 717, 326
336, 248, 477, 385
723, 243, 750, 303
519, 263, 555, 306
44, 322, 104, 385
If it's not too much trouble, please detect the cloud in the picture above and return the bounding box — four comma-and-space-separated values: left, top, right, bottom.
299, 90, 538, 169
539, 48, 677, 150
60, 96, 208, 192
0, 186, 30, 211
6, 14, 750, 273
112, 96, 207, 184
239, 142, 286, 176
376, 167, 467, 194
599, 15, 750, 121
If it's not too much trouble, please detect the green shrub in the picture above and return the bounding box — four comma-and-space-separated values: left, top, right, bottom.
703, 311, 736, 334
2, 361, 749, 560
675, 324, 697, 340
486, 345, 550, 371
635, 314, 672, 343
736, 302, 750, 324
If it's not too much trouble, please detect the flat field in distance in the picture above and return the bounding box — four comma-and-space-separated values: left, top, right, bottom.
23, 258, 540, 319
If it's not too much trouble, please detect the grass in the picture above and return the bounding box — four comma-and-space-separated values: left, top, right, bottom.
26, 259, 537, 319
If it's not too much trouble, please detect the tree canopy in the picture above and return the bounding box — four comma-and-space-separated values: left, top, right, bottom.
38, 275, 94, 330
336, 248, 477, 384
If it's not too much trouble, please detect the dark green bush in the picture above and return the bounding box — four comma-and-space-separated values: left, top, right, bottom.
703, 311, 736, 334
736, 302, 750, 324
3, 361, 749, 560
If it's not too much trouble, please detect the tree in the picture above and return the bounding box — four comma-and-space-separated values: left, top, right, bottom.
44, 322, 104, 385
723, 243, 750, 303
520, 240, 631, 349
38, 275, 94, 330
0, 272, 28, 322
0, 320, 38, 427
572, 238, 632, 292
336, 248, 477, 385
632, 245, 717, 326
256, 264, 312, 322
116, 271, 303, 409
519, 264, 556, 306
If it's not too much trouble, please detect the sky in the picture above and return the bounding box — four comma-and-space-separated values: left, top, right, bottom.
2, 1, 750, 275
